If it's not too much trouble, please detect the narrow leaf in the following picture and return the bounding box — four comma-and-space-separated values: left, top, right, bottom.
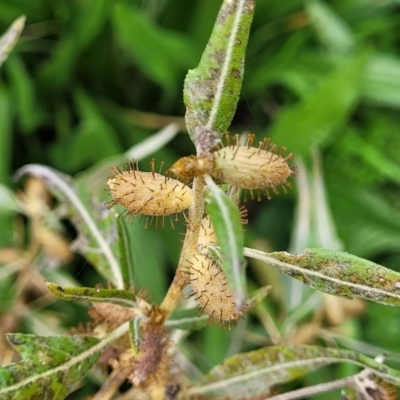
0, 16, 25, 67
5, 56, 44, 134
0, 334, 100, 400
268, 52, 369, 155
113, 3, 194, 89
244, 247, 400, 306
46, 282, 137, 308
116, 217, 135, 287
189, 345, 400, 398
204, 175, 245, 310
363, 54, 400, 108
14, 165, 124, 288
129, 316, 142, 355
306, 0, 355, 54
184, 0, 256, 145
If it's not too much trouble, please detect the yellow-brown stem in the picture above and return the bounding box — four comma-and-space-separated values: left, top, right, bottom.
160, 176, 205, 317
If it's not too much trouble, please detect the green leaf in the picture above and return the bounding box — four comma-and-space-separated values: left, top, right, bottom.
0, 183, 21, 215
116, 217, 135, 287
329, 185, 400, 258
0, 16, 25, 67
204, 175, 245, 310
46, 282, 137, 308
246, 286, 271, 310
342, 131, 400, 186
14, 165, 124, 288
112, 2, 194, 90
268, 52, 370, 155
70, 89, 122, 167
125, 219, 167, 303
166, 309, 209, 331
244, 247, 400, 306
0, 86, 11, 183
0, 86, 13, 247
184, 0, 256, 145
5, 56, 43, 134
306, 0, 355, 54
0, 321, 131, 400
37, 0, 109, 91
0, 334, 100, 400
189, 345, 400, 398
363, 54, 400, 108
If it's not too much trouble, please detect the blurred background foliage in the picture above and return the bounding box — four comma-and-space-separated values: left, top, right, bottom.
2, 0, 400, 398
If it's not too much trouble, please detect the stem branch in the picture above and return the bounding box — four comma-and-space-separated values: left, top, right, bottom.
160, 176, 205, 317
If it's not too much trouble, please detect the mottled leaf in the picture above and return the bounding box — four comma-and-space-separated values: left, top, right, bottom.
189, 345, 400, 398
245, 247, 400, 306
204, 175, 245, 310
184, 0, 256, 146
0, 16, 25, 67
14, 165, 124, 288
0, 334, 100, 400
46, 281, 137, 308
0, 321, 131, 400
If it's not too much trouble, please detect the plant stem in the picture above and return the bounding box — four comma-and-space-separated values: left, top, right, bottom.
267, 375, 356, 400
160, 176, 205, 318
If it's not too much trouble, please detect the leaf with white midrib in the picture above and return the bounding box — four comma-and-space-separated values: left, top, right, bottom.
184, 0, 256, 145
14, 164, 124, 289
204, 175, 245, 311
0, 322, 129, 399
244, 247, 400, 306
188, 345, 400, 397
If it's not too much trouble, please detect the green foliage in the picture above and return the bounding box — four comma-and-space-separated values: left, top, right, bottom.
0, 334, 100, 400
246, 248, 400, 306
184, 0, 255, 143
2, 0, 400, 399
46, 282, 137, 307
190, 345, 400, 397
204, 176, 246, 310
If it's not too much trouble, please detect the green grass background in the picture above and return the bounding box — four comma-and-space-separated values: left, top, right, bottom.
2, 0, 400, 398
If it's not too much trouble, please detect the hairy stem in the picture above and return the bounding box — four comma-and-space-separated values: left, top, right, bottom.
160, 176, 205, 317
